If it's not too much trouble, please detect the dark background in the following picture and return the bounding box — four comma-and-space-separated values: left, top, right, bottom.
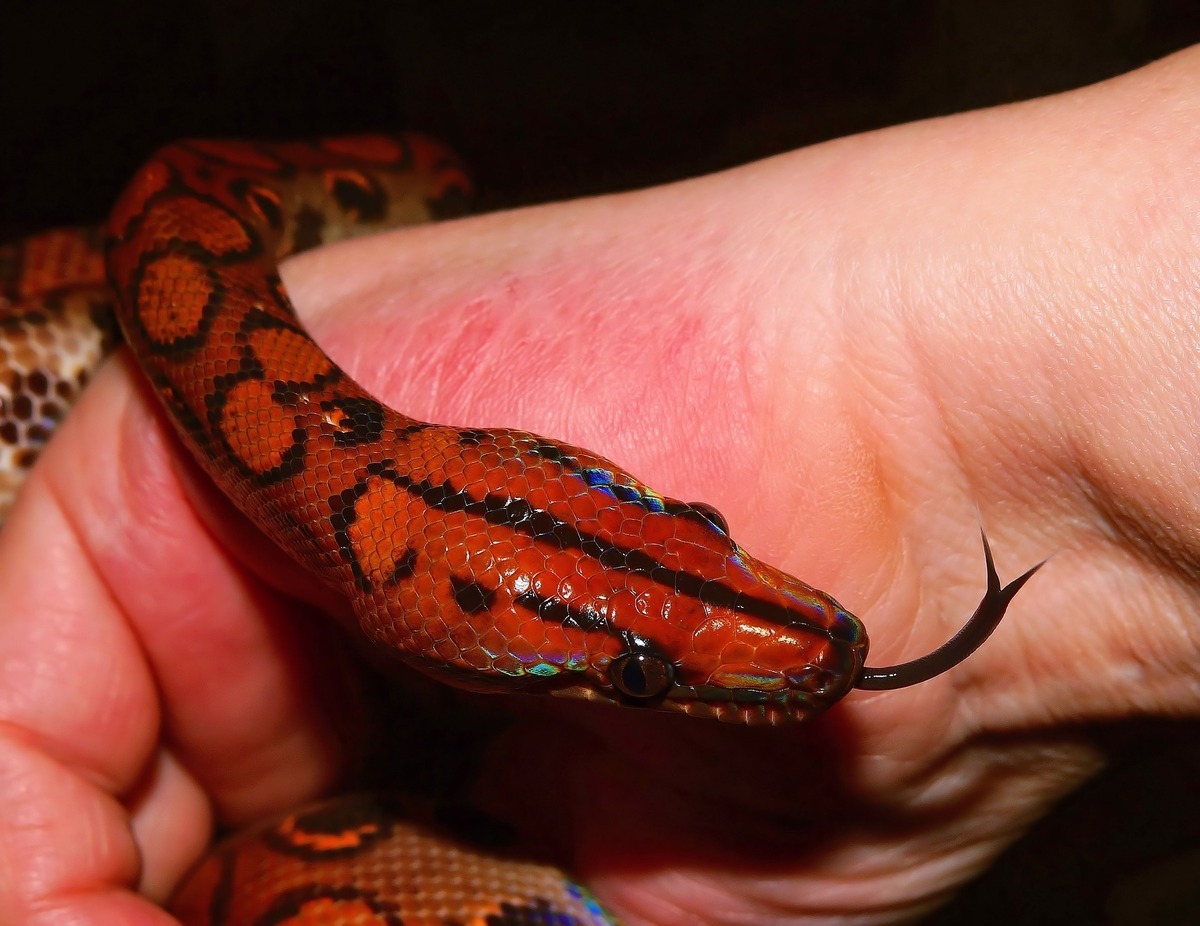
7, 2, 1200, 231
3, 2, 1200, 923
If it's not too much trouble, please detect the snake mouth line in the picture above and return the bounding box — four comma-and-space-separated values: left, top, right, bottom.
664, 684, 845, 723
670, 694, 835, 725
545, 677, 843, 724
666, 683, 833, 707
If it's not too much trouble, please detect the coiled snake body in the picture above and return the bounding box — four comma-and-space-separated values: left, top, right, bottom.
0, 135, 1039, 925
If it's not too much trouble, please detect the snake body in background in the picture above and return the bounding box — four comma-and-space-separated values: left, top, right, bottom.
0, 134, 1040, 925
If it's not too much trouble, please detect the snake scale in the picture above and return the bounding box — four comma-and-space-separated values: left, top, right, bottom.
0, 134, 1040, 925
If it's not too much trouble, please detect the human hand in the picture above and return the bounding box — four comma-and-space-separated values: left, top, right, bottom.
3, 47, 1199, 925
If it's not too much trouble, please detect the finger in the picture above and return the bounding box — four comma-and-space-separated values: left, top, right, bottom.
35, 358, 368, 825
0, 478, 183, 920
127, 750, 211, 902
0, 732, 178, 925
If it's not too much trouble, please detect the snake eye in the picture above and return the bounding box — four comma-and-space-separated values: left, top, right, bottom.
608, 651, 675, 700
685, 501, 730, 535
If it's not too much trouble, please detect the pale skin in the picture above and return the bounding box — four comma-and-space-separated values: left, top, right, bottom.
2, 47, 1199, 926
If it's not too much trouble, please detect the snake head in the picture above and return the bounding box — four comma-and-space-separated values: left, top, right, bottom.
354, 429, 869, 726
535, 493, 871, 725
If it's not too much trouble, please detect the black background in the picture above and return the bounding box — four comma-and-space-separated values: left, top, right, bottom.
6, 2, 1200, 231
3, 3, 1200, 923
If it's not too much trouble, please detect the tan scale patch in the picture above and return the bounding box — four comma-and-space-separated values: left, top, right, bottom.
0, 289, 114, 524
322, 169, 375, 222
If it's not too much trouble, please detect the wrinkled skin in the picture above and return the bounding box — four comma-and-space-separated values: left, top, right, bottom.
3, 47, 1200, 926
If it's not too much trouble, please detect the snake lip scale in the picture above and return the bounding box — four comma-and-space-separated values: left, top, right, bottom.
1, 133, 1041, 924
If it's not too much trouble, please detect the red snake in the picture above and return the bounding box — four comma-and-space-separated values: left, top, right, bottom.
0, 134, 1040, 925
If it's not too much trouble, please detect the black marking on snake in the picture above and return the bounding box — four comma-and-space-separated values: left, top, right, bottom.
322, 395, 387, 446
263, 271, 292, 314
514, 589, 607, 631
147, 370, 217, 456
365, 459, 397, 477
291, 204, 328, 253
238, 309, 337, 384
458, 428, 490, 446
228, 177, 284, 232
260, 796, 398, 861
158, 185, 268, 266
204, 365, 311, 484
240, 305, 310, 337
14, 447, 39, 469
329, 463, 400, 592
430, 151, 474, 213
384, 547, 419, 587
523, 442, 584, 472
399, 475, 835, 639
10, 393, 32, 421
237, 312, 343, 395
202, 850, 238, 926
487, 898, 592, 926
101, 168, 179, 249
451, 575, 496, 615
0, 310, 41, 332
429, 183, 472, 221
25, 370, 48, 397
105, 163, 256, 263
272, 381, 305, 406
275, 507, 340, 578
327, 169, 388, 223
396, 422, 433, 440
664, 500, 736, 547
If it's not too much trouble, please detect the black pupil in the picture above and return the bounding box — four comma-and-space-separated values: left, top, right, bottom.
621, 655, 649, 694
